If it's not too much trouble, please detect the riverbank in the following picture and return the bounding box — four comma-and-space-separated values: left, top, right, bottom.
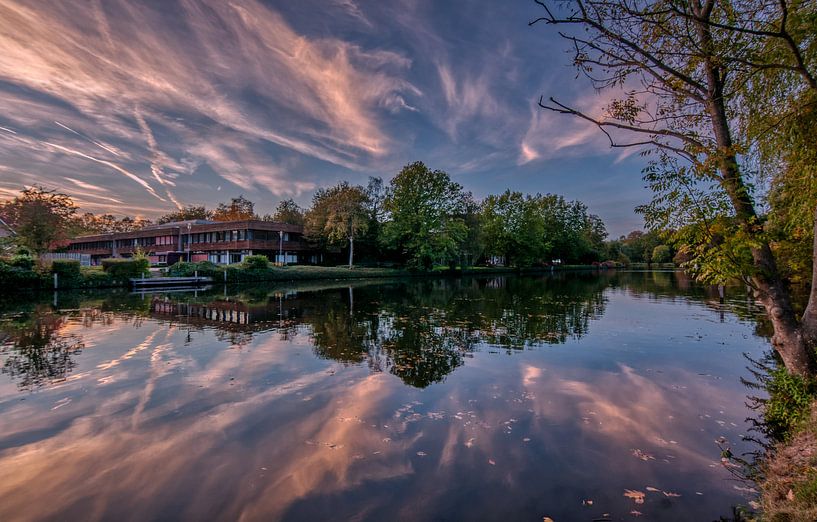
0, 259, 619, 291
760, 401, 817, 520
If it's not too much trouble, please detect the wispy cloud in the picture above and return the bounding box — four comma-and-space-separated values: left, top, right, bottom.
0, 0, 417, 213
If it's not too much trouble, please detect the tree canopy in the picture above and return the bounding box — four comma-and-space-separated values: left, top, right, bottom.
382, 162, 469, 270
531, 0, 817, 376
305, 182, 370, 268
0, 186, 77, 255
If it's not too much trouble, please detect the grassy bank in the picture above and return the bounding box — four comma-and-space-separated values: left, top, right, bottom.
740, 361, 817, 521
760, 402, 817, 521
1, 254, 612, 292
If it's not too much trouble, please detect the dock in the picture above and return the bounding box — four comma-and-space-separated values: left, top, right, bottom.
130, 276, 212, 288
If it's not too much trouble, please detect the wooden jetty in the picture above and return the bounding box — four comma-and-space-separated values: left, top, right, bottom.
130, 276, 212, 288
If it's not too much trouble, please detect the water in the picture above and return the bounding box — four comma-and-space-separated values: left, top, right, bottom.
0, 271, 770, 521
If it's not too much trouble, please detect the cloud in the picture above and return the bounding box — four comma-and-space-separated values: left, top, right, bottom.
332, 0, 373, 27
518, 93, 610, 164
0, 0, 418, 214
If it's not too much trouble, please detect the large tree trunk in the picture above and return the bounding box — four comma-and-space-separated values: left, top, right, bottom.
801, 204, 817, 343
696, 12, 815, 377
348, 235, 354, 269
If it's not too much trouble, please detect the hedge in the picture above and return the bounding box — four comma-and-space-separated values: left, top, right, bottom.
51, 259, 81, 280
101, 258, 149, 279
0, 261, 46, 288
167, 261, 221, 278
242, 255, 269, 270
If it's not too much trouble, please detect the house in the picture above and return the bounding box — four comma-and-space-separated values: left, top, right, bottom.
65, 219, 320, 266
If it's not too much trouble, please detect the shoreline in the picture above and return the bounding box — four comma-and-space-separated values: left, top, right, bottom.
0, 263, 676, 293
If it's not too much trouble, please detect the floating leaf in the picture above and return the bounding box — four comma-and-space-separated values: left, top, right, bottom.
624, 489, 646, 504
631, 449, 655, 461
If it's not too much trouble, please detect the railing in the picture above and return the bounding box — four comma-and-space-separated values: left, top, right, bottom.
40, 253, 92, 267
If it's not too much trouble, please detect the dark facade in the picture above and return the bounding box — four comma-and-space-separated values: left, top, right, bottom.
66, 219, 318, 265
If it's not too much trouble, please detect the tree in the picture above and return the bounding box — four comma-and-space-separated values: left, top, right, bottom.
531, 0, 817, 377
267, 199, 304, 225
305, 182, 369, 268
652, 245, 672, 264
480, 191, 606, 267
211, 196, 256, 221
77, 213, 152, 233
382, 162, 468, 270
0, 186, 77, 255
481, 191, 547, 267
157, 205, 209, 224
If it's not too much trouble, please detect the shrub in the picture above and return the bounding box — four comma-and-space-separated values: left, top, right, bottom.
9, 254, 35, 270
167, 260, 221, 278
242, 255, 270, 270
0, 261, 44, 288
101, 258, 149, 279
51, 259, 81, 279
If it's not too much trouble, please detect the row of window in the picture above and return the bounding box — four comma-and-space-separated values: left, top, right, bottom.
69, 240, 113, 251
70, 229, 299, 251
183, 230, 294, 244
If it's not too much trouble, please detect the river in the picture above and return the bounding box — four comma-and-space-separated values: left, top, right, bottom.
0, 271, 769, 521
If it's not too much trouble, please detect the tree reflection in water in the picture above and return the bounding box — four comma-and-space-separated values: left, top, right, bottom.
304, 274, 610, 387
0, 271, 763, 391
0, 305, 83, 390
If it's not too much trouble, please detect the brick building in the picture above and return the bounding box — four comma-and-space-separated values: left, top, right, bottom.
66, 219, 319, 265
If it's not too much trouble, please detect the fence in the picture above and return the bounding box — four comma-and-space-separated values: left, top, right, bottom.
40, 253, 92, 267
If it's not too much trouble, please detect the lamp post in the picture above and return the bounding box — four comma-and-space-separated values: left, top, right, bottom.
278, 230, 283, 266
187, 222, 192, 262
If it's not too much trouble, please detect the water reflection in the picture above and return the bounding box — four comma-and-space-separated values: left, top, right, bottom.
0, 272, 771, 521
0, 306, 84, 390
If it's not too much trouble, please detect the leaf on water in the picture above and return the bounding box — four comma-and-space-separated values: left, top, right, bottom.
416, 451, 427, 457
464, 437, 475, 448
624, 490, 646, 504
523, 437, 531, 442
733, 485, 758, 494
582, 499, 593, 506
631, 449, 655, 461
488, 459, 496, 465
662, 491, 681, 498
630, 510, 643, 517
543, 517, 554, 522
645, 487, 661, 493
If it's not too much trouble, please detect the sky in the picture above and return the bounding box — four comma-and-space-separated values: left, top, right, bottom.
0, 0, 653, 237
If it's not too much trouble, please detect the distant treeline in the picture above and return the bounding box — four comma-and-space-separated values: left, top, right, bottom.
0, 161, 671, 269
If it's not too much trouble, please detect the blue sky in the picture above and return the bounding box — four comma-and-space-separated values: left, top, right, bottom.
0, 0, 652, 236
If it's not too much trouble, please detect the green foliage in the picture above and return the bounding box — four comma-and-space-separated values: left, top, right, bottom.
381, 162, 469, 270
50, 259, 81, 280
305, 182, 370, 267
167, 261, 221, 278
764, 367, 817, 441
481, 190, 607, 267
0, 186, 78, 254
0, 260, 45, 288
101, 258, 149, 279
651, 245, 671, 264
9, 254, 34, 270
266, 199, 305, 225
242, 255, 269, 270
